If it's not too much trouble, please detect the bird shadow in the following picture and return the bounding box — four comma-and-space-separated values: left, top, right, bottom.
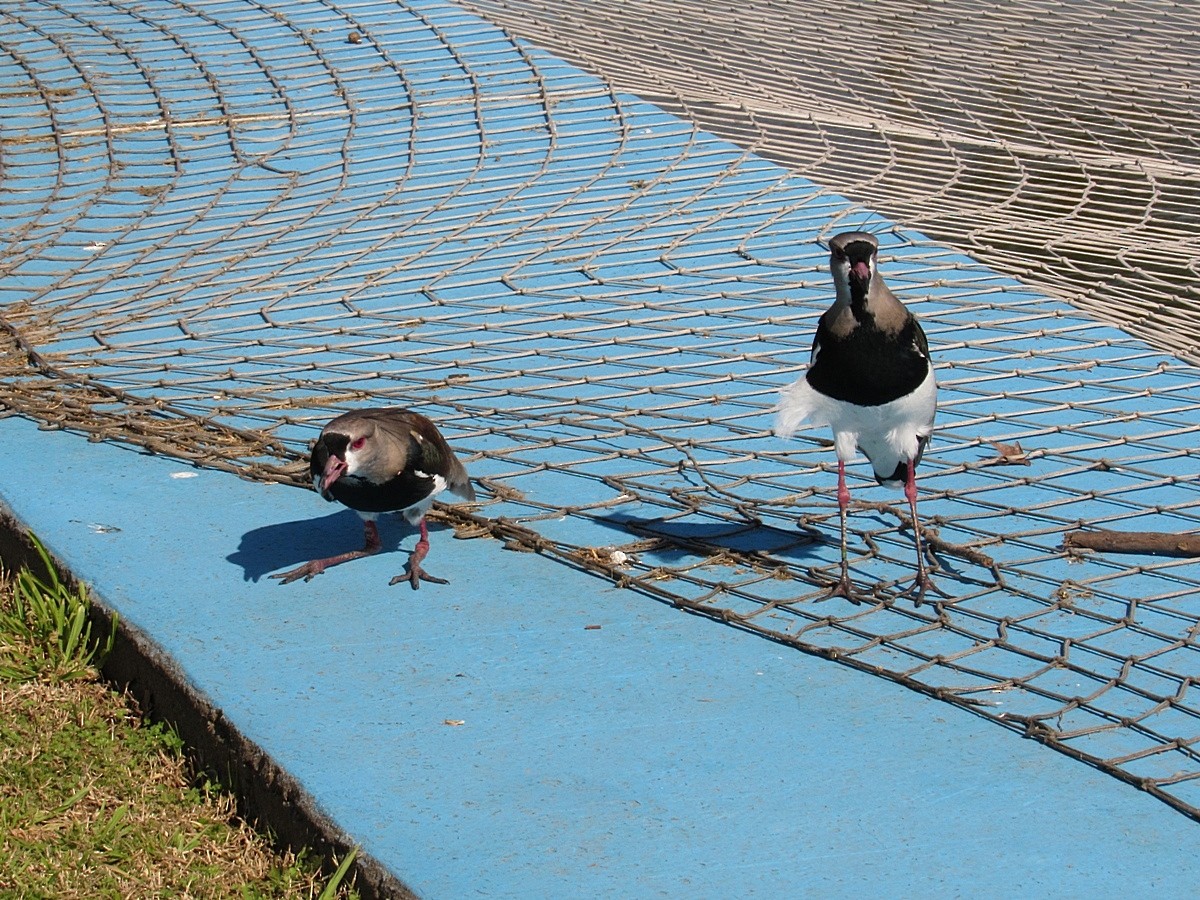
591, 510, 995, 601
589, 511, 825, 565
227, 510, 421, 583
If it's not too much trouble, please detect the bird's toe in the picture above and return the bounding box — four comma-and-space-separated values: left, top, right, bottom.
826, 574, 861, 604
390, 565, 449, 590
271, 561, 325, 585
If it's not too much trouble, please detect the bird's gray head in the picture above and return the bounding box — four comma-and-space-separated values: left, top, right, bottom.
828, 231, 879, 298
312, 415, 378, 498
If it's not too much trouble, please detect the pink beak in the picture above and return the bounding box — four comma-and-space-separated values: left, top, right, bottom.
320, 455, 348, 497
850, 261, 871, 285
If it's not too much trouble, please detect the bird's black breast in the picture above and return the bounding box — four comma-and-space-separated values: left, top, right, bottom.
326, 469, 435, 514
806, 316, 930, 406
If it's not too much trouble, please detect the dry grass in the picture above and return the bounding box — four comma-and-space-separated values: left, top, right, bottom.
0, 564, 358, 899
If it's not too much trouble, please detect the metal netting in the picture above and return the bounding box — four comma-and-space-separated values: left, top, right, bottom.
2, 0, 1199, 820
458, 0, 1200, 364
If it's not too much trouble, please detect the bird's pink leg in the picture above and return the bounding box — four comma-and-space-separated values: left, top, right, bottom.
272, 520, 382, 584
829, 459, 857, 601
390, 518, 449, 590
902, 459, 933, 606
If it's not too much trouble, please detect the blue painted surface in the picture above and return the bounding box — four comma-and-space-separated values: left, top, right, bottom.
5, 0, 1200, 890
1, 416, 1196, 896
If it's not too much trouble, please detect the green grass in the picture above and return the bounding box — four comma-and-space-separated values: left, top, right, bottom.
0, 535, 115, 683
0, 537, 360, 899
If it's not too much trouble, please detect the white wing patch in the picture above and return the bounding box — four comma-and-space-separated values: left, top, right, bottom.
413, 470, 449, 496
397, 470, 448, 525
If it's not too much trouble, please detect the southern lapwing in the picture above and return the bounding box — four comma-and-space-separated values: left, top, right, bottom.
776, 231, 937, 603
273, 408, 475, 589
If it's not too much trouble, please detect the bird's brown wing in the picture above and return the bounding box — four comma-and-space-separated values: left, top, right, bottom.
373, 409, 476, 502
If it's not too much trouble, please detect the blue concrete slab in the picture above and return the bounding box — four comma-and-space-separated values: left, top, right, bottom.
1, 415, 1197, 896
5, 0, 1200, 890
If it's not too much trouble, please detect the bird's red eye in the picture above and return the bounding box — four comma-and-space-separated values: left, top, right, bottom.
350, 437, 366, 451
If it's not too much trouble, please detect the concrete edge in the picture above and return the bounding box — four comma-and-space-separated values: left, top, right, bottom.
0, 503, 418, 900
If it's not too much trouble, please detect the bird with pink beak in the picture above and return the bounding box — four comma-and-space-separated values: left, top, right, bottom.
776, 230, 938, 603
273, 408, 475, 589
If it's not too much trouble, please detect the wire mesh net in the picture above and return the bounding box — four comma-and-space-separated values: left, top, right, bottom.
2, 0, 1199, 819
458, 0, 1200, 365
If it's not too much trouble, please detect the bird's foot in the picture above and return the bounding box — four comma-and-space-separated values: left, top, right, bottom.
271, 559, 327, 584
896, 572, 945, 607
389, 562, 448, 590
389, 535, 447, 590
823, 573, 862, 604
271, 540, 379, 585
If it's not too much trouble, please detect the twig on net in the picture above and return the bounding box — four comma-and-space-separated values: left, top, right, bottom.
1065, 529, 1200, 557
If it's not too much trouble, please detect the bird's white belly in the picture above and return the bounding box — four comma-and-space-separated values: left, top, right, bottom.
776, 368, 936, 478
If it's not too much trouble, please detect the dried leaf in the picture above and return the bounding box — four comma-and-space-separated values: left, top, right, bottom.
982, 439, 1030, 466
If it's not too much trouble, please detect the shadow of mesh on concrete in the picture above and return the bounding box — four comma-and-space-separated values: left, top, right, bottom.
2, 0, 1198, 819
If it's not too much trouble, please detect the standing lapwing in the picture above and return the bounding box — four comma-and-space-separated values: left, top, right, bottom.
776, 231, 936, 603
